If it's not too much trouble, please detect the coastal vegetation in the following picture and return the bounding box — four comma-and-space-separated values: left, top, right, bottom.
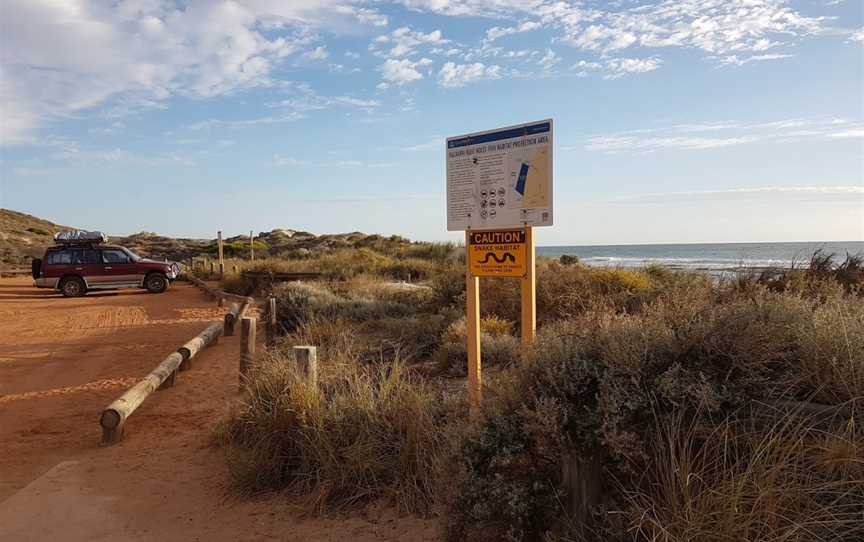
216, 243, 864, 541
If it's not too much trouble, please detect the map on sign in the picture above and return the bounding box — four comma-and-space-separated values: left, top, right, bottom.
468, 229, 527, 277
446, 119, 553, 231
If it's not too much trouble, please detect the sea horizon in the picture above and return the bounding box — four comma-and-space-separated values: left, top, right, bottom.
537, 240, 864, 273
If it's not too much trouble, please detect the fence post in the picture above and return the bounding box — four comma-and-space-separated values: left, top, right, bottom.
267, 297, 277, 345
217, 230, 225, 278
293, 346, 317, 386
240, 317, 257, 390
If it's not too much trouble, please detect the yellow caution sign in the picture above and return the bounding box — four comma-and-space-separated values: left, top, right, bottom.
468, 228, 527, 277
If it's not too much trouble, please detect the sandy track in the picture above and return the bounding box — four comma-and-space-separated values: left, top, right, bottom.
0, 277, 439, 541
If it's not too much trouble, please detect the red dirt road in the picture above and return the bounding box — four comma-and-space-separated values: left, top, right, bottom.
0, 277, 439, 541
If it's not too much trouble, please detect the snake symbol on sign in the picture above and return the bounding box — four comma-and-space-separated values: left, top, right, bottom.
479, 252, 516, 264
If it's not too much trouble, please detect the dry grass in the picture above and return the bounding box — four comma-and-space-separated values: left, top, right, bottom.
623, 409, 864, 542
218, 353, 462, 513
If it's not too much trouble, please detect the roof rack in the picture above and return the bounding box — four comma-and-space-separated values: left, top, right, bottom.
53, 230, 109, 245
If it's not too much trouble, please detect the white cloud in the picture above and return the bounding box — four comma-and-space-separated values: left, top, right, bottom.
274, 155, 392, 167
582, 118, 864, 153
848, 28, 864, 43
603, 57, 662, 79
609, 186, 864, 205
719, 54, 794, 66
399, 0, 827, 61
0, 0, 387, 144
303, 46, 330, 60
538, 49, 561, 69
188, 113, 306, 131
438, 62, 503, 87
400, 136, 442, 151
485, 21, 542, 42
544, 0, 822, 55
381, 58, 432, 85
373, 26, 447, 58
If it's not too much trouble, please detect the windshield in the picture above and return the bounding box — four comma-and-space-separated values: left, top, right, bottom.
122, 248, 142, 262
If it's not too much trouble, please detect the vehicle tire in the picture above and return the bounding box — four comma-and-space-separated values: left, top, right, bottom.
144, 272, 168, 294
60, 276, 86, 297
31, 258, 42, 279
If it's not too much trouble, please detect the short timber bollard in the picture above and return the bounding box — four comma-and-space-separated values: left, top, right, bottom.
224, 302, 240, 336
239, 317, 257, 390
267, 297, 277, 345
561, 446, 605, 533
293, 346, 317, 386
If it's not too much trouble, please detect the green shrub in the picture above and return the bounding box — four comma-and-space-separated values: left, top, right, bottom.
433, 316, 520, 376
448, 283, 863, 541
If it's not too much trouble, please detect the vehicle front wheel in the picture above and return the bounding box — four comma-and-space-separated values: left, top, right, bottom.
144, 273, 168, 294
60, 276, 86, 297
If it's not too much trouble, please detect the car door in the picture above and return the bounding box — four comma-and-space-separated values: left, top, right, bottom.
71, 248, 105, 286
100, 248, 140, 285
43, 249, 72, 287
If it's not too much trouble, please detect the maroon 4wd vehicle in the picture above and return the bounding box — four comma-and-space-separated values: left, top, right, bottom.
31, 231, 179, 297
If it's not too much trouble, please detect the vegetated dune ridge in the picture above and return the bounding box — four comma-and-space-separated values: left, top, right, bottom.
216, 245, 863, 542
0, 207, 425, 266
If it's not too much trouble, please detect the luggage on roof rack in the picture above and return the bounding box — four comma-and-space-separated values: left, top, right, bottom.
53, 230, 108, 245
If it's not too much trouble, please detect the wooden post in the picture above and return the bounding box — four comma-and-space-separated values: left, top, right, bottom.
267, 297, 277, 345
561, 447, 605, 533
224, 314, 236, 336
217, 230, 225, 278
209, 261, 215, 275
521, 226, 537, 347
249, 230, 255, 260
232, 264, 237, 274
465, 231, 482, 415
292, 346, 317, 386
239, 317, 257, 390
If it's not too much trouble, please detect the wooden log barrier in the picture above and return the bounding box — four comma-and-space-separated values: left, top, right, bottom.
100, 351, 185, 445
99, 301, 244, 445
177, 322, 222, 371
239, 317, 257, 390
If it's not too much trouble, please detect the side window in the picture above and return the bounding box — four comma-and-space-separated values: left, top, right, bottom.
47, 250, 72, 264
83, 250, 101, 264
102, 249, 129, 264
72, 249, 101, 264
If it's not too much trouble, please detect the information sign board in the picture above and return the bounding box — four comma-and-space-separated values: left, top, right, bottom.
446, 119, 553, 231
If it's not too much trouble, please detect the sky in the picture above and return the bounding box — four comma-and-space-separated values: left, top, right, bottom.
0, 0, 862, 245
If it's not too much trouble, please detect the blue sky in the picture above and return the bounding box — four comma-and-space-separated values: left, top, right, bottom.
1, 0, 862, 244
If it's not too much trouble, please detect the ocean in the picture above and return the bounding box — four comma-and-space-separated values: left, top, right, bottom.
538, 241, 864, 273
